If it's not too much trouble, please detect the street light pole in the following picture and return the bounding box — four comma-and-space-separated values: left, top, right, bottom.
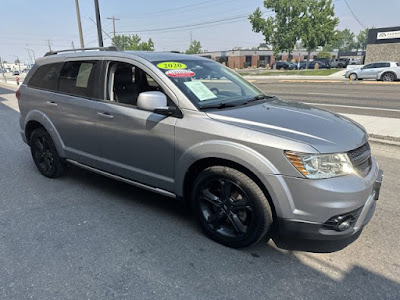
94, 0, 104, 47
75, 0, 85, 48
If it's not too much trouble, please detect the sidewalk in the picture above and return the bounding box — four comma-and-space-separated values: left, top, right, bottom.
1, 82, 399, 144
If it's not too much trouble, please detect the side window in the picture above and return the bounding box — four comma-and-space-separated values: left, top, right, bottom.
28, 63, 63, 91
364, 64, 374, 69
106, 62, 163, 106
58, 61, 100, 98
382, 63, 390, 68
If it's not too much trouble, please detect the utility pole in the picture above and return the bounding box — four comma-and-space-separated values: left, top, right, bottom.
75, 0, 85, 48
107, 16, 119, 39
25, 49, 32, 65
0, 57, 7, 83
94, 0, 104, 47
46, 40, 52, 52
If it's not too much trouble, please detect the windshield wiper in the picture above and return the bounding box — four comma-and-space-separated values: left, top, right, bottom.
243, 94, 276, 104
199, 102, 239, 110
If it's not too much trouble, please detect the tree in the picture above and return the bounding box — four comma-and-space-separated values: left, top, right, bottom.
356, 27, 370, 50
185, 40, 202, 54
300, 0, 339, 68
317, 50, 332, 59
249, 1, 307, 60
15, 59, 20, 64
112, 34, 154, 51
325, 29, 356, 51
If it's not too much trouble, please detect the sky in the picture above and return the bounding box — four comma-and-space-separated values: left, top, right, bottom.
1, 0, 400, 64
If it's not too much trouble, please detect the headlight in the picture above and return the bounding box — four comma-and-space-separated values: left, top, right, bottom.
285, 151, 354, 179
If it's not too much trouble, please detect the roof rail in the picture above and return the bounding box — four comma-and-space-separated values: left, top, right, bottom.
44, 46, 120, 57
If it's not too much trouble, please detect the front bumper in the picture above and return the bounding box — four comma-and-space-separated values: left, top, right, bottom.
278, 169, 383, 240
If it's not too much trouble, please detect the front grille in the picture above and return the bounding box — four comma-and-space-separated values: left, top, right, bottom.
347, 143, 372, 177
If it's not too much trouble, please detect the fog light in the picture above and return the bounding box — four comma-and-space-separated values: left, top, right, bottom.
337, 219, 352, 231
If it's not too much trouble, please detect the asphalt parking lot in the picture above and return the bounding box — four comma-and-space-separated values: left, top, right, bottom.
1, 84, 400, 299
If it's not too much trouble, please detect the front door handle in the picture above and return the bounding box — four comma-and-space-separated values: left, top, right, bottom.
46, 101, 58, 107
97, 112, 114, 119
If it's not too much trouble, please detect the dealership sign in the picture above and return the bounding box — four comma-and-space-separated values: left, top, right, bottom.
377, 30, 400, 40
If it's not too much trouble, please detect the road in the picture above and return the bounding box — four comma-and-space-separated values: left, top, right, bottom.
0, 85, 399, 299
254, 81, 400, 119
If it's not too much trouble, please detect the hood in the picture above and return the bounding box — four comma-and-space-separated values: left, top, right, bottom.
206, 99, 368, 153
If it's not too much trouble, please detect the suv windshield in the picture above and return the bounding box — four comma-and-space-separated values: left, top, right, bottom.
153, 59, 265, 109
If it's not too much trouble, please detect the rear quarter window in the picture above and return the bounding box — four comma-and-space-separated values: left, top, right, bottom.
28, 63, 63, 91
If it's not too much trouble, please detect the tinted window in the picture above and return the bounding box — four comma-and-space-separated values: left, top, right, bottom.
363, 64, 374, 69
58, 61, 100, 98
397, 62, 400, 67
374, 63, 389, 68
28, 63, 63, 91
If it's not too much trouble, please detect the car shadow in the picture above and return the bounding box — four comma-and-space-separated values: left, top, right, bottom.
0, 84, 16, 96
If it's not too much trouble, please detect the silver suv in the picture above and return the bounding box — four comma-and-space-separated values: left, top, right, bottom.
17, 48, 383, 248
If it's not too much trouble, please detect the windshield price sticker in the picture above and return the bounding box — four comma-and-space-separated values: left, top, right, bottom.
157, 62, 187, 70
184, 81, 217, 101
165, 70, 195, 78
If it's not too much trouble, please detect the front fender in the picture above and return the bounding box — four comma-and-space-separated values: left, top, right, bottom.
23, 110, 66, 157
175, 140, 283, 216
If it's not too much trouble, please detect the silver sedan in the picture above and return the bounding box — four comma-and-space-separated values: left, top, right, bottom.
345, 62, 400, 81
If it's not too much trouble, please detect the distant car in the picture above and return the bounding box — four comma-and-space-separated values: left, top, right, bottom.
275, 61, 295, 70
12, 70, 20, 76
329, 58, 349, 68
349, 58, 362, 65
299, 60, 329, 69
345, 62, 399, 81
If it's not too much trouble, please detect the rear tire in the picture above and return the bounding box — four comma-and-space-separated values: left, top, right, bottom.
30, 128, 65, 178
382, 72, 396, 82
192, 166, 273, 248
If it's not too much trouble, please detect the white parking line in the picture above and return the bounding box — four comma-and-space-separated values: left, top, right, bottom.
303, 103, 400, 113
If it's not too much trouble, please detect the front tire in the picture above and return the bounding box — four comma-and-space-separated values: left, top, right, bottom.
349, 73, 358, 81
30, 128, 65, 178
192, 166, 273, 248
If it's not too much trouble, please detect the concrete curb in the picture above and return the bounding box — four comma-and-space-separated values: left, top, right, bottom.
369, 138, 400, 148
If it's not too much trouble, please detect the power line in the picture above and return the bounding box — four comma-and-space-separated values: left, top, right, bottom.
116, 11, 271, 34
121, 0, 221, 19
344, 0, 365, 28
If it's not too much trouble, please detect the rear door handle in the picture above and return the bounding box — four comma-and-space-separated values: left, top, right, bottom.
97, 112, 114, 119
46, 101, 58, 107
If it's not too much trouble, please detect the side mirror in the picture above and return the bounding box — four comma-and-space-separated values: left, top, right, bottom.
137, 91, 167, 111
137, 91, 182, 118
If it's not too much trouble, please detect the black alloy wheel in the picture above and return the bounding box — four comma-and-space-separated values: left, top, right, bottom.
30, 128, 65, 178
192, 166, 273, 248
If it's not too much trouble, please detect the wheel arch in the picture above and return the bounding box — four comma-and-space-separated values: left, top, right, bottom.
182, 157, 279, 221
24, 110, 66, 157
175, 141, 283, 218
380, 71, 397, 81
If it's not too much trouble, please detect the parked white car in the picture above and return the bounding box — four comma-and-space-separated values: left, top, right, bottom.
345, 62, 400, 81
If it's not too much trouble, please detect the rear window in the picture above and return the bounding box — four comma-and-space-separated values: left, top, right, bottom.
397, 63, 400, 67
58, 61, 100, 98
28, 63, 63, 91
